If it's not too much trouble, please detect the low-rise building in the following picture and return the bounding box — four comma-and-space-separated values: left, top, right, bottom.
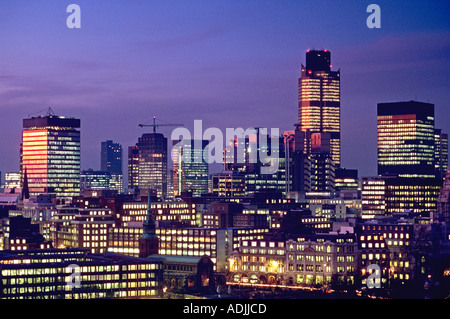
0, 248, 163, 299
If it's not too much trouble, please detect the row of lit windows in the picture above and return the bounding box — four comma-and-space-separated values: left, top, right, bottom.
156, 229, 217, 236
159, 236, 216, 243
241, 248, 285, 255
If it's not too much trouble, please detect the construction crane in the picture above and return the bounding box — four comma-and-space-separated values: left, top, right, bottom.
27, 107, 55, 118
138, 116, 184, 133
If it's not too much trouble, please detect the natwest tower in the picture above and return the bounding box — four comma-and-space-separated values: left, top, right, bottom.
298, 49, 341, 166
21, 109, 81, 201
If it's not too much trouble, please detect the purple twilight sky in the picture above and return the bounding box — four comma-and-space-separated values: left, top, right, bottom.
0, 0, 449, 181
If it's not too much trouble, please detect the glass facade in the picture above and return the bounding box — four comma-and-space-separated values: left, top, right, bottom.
377, 101, 436, 178
128, 133, 167, 198
21, 116, 81, 200
362, 176, 443, 216
172, 139, 209, 197
298, 50, 341, 166
101, 140, 123, 175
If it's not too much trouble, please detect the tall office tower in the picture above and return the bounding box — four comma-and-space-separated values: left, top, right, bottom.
309, 132, 335, 192
128, 133, 167, 198
434, 129, 449, 180
128, 145, 139, 191
101, 140, 122, 174
101, 140, 123, 193
172, 139, 209, 197
21, 113, 80, 200
285, 127, 311, 194
377, 101, 436, 178
298, 49, 341, 166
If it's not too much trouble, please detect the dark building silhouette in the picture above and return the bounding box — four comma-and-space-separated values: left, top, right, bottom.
101, 140, 123, 174
3, 215, 51, 250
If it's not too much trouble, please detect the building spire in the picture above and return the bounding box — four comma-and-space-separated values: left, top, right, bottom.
138, 189, 159, 258
21, 167, 30, 201
141, 189, 157, 239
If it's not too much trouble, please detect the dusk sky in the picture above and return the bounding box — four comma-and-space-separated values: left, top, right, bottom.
0, 0, 449, 180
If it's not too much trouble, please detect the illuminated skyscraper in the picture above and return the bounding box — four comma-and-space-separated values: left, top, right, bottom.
377, 101, 436, 178
127, 145, 139, 191
172, 139, 209, 197
298, 49, 341, 166
101, 140, 123, 193
309, 132, 335, 193
434, 129, 448, 180
21, 112, 80, 200
128, 133, 167, 198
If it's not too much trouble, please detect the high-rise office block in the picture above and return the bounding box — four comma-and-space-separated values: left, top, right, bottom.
128, 133, 167, 198
309, 132, 335, 193
434, 129, 448, 180
361, 175, 442, 218
101, 140, 123, 174
377, 101, 436, 178
172, 139, 209, 197
128, 145, 139, 191
285, 128, 311, 194
21, 113, 80, 200
298, 49, 341, 166
100, 140, 123, 193
100, 140, 122, 174
437, 167, 450, 223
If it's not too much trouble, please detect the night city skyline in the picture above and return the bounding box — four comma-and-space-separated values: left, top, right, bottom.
1, 1, 450, 306
0, 1, 449, 179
